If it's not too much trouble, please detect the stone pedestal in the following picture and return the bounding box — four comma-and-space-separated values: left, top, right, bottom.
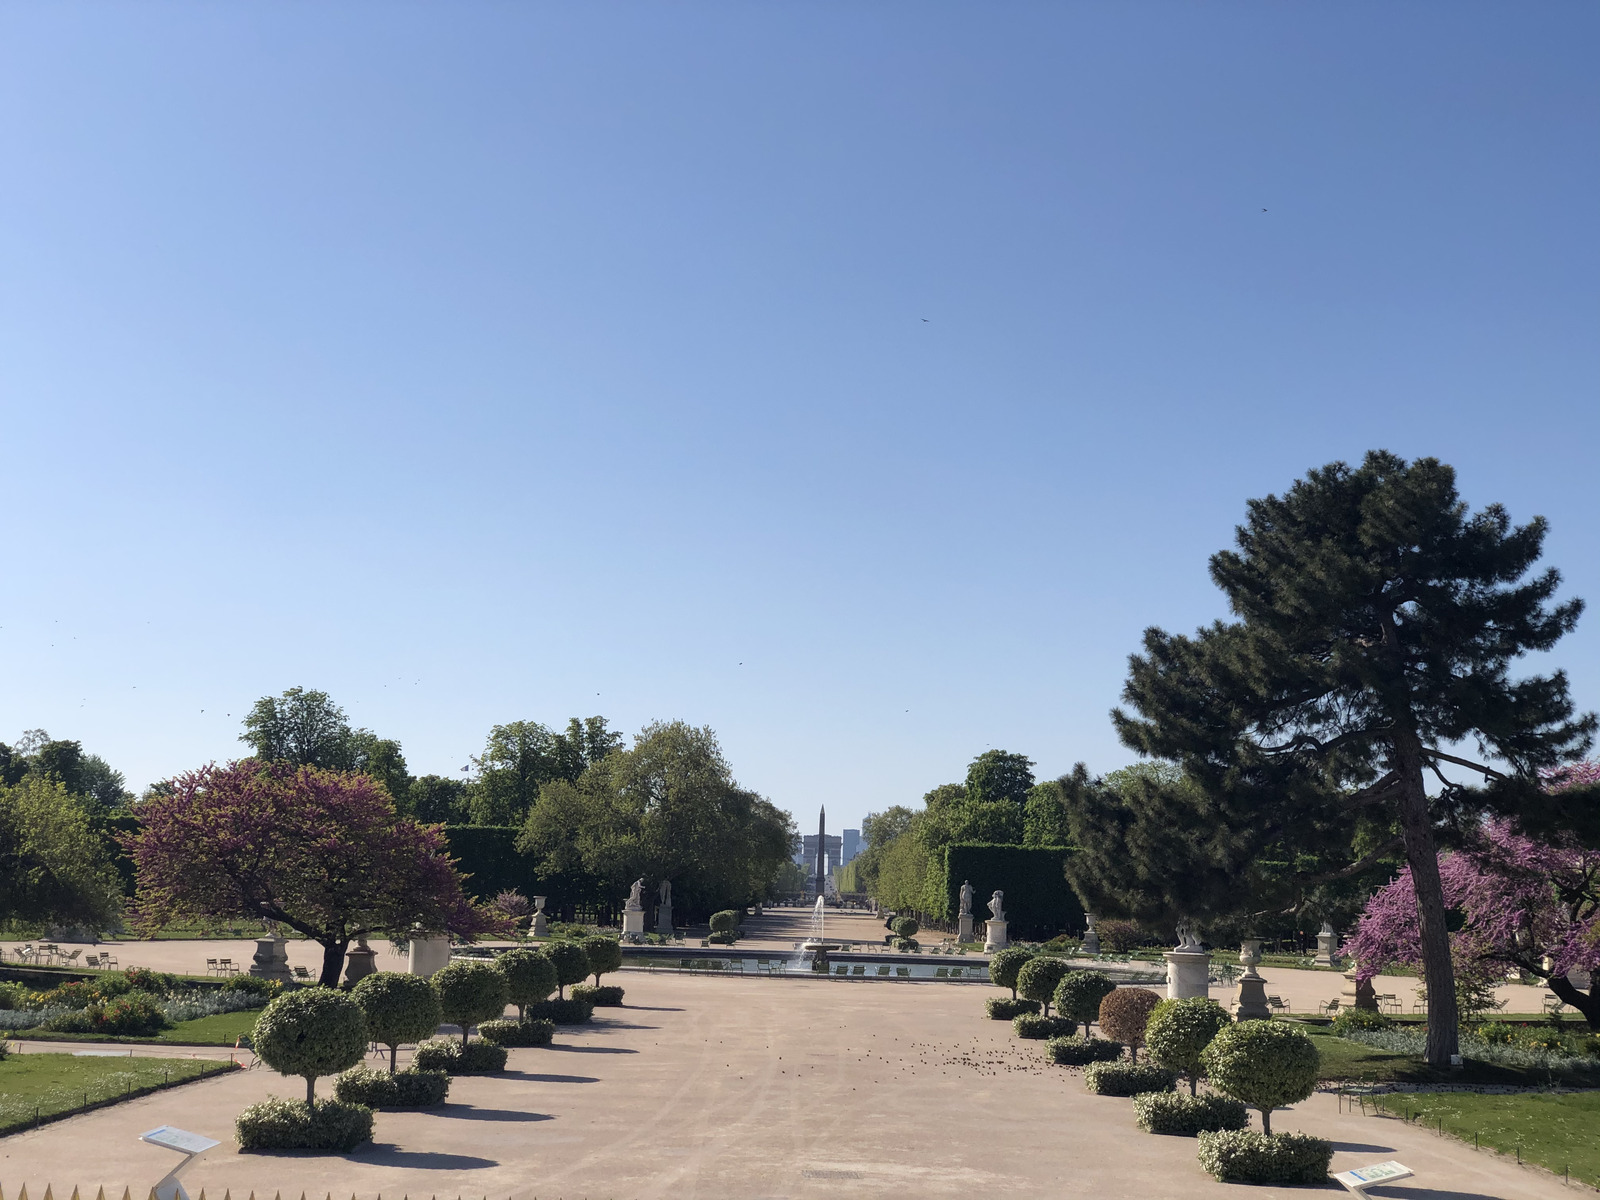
1164, 950, 1210, 1000
1082, 914, 1100, 956
1232, 940, 1271, 1020
1315, 922, 1339, 968
622, 907, 646, 941
957, 914, 974, 943
984, 918, 1008, 952
342, 936, 378, 987
407, 933, 452, 978
656, 903, 674, 936
249, 935, 292, 984
1341, 969, 1378, 1012
531, 897, 549, 938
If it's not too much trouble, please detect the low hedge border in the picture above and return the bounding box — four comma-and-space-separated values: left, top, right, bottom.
986, 997, 1041, 1021
1083, 1060, 1177, 1097
1196, 1130, 1333, 1184
570, 984, 625, 1007
332, 1066, 450, 1108
412, 1037, 509, 1075
1013, 1013, 1078, 1040
1044, 1036, 1125, 1065
1132, 1090, 1248, 1135
527, 997, 596, 1024
478, 1018, 556, 1047
236, 1096, 374, 1152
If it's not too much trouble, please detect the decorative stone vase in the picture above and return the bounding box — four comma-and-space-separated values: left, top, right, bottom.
249, 929, 292, 984
342, 934, 378, 986
531, 896, 548, 938
1232, 939, 1271, 1020
1315, 922, 1339, 968
407, 932, 452, 978
1081, 913, 1100, 956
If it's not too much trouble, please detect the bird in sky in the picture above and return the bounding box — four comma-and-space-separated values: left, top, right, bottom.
921, 318, 929, 322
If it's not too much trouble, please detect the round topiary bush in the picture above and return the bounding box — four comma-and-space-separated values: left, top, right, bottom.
1017, 957, 1073, 1017
892, 917, 920, 940
546, 940, 592, 999
1329, 1007, 1392, 1036
1201, 1020, 1320, 1135
252, 988, 370, 1104
1054, 970, 1117, 1035
333, 1065, 450, 1108
1133, 1091, 1249, 1136
893, 937, 920, 953
478, 1017, 556, 1047
985, 996, 1041, 1021
709, 909, 740, 934
1145, 997, 1232, 1095
1098, 988, 1163, 1061
1044, 1035, 1126, 1066
236, 1096, 374, 1152
431, 960, 510, 1048
496, 946, 559, 1020
413, 1036, 509, 1074
351, 972, 442, 1074
1082, 1060, 1177, 1097
988, 947, 1036, 999
1013, 1013, 1078, 1040
1196, 1129, 1332, 1184
582, 935, 624, 985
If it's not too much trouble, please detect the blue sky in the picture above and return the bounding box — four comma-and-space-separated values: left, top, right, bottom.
2, 3, 1596, 833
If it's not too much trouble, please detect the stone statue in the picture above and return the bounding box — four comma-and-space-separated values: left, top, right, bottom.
1175, 923, 1203, 952
659, 879, 672, 906
987, 890, 1005, 922
959, 880, 974, 918
627, 877, 646, 910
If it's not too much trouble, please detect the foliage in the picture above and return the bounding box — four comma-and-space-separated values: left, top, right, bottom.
581, 934, 623, 984
495, 946, 558, 1020
891, 937, 918, 952
1201, 1020, 1319, 1134
412, 1036, 508, 1074
1133, 1090, 1249, 1135
351, 972, 441, 1073
0, 776, 124, 929
1054, 970, 1118, 1034
1094, 919, 1146, 954
239, 687, 412, 806
251, 989, 369, 1103
491, 889, 533, 919
1329, 1007, 1392, 1035
41, 992, 168, 1036
708, 910, 740, 933
546, 940, 591, 998
1145, 998, 1232, 1095
892, 916, 919, 939
985, 997, 1039, 1020
1083, 1060, 1177, 1096
1044, 1035, 1125, 1065
1098, 988, 1162, 1060
439, 825, 529, 900
477, 1017, 555, 1047
126, 759, 504, 986
708, 930, 738, 945
570, 983, 624, 1006
160, 988, 273, 1023
333, 1065, 449, 1107
1013, 1013, 1077, 1040
941, 844, 1078, 938
1096, 453, 1596, 1066
431, 960, 509, 1046
1016, 957, 1072, 1016
1196, 1130, 1333, 1185
527, 997, 595, 1024
1345, 806, 1600, 1029
988, 947, 1035, 999
409, 775, 470, 824
235, 1095, 374, 1152
1022, 778, 1074, 848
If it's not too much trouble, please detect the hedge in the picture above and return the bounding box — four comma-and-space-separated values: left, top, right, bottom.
940, 844, 1077, 938
333, 1066, 450, 1108
1132, 1091, 1248, 1136
1196, 1130, 1333, 1185
236, 1097, 373, 1152
1013, 1013, 1078, 1040
985, 997, 1040, 1021
413, 1037, 508, 1075
1044, 1036, 1125, 1065
570, 984, 624, 1007
1082, 1060, 1177, 1097
527, 997, 595, 1024
440, 826, 530, 900
478, 1018, 556, 1047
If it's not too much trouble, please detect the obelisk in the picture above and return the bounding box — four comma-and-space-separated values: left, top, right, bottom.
815, 805, 827, 897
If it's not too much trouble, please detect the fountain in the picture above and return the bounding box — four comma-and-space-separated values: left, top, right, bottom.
798, 896, 841, 972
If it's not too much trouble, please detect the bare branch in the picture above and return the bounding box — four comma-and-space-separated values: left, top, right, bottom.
1417, 748, 1507, 780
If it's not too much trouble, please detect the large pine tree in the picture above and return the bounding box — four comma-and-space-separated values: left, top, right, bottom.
1112, 451, 1594, 1065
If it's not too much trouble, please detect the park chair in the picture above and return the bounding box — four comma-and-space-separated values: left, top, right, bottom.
834, 964, 848, 976
876, 965, 891, 977
1543, 993, 1568, 1016
206, 958, 220, 975
293, 965, 312, 981
1266, 995, 1288, 1014
1319, 998, 1340, 1017
935, 967, 949, 979
83, 954, 100, 969
1379, 993, 1400, 1014
62, 949, 81, 966
851, 964, 866, 976
678, 958, 693, 973
218, 958, 236, 975
895, 966, 911, 979
101, 953, 118, 967
1412, 997, 1426, 1014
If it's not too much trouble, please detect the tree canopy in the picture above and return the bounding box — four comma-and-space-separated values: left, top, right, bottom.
0, 776, 123, 931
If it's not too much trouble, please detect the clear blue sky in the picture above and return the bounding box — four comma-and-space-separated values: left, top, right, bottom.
2, 3, 1596, 834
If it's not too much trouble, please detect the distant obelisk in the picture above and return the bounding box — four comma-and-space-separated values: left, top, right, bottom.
815, 805, 827, 898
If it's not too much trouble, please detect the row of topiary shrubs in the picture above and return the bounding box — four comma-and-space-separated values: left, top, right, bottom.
238, 934, 625, 1153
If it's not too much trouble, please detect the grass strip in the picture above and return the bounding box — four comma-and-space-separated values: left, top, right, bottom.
1364, 1090, 1600, 1189
12, 1010, 260, 1047
0, 1052, 239, 1137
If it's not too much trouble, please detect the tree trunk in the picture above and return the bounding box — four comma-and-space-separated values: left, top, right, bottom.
1259, 1106, 1271, 1136
305, 1075, 315, 1105
1391, 729, 1461, 1066
1547, 973, 1599, 1030
318, 939, 349, 988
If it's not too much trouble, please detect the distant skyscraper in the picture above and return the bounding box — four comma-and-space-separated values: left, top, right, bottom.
841, 828, 861, 865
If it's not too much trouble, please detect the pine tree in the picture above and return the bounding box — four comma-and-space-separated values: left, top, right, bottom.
1111, 451, 1594, 1066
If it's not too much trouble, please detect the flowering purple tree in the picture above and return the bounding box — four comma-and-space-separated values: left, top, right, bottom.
1345, 764, 1600, 1029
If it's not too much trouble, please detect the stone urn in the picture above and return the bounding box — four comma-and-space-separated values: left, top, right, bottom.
1232, 939, 1270, 1020
531, 896, 549, 938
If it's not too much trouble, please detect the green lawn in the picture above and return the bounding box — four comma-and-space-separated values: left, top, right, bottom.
1366, 1091, 1600, 1188
16, 1009, 261, 1047
0, 1053, 235, 1136
1305, 1026, 1583, 1087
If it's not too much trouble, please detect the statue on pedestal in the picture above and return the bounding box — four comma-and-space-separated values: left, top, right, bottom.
957, 879, 976, 942
959, 880, 974, 917
656, 879, 675, 936
626, 877, 646, 912
987, 890, 1005, 922
1082, 911, 1100, 956
531, 896, 548, 938
983, 890, 1008, 952
623, 878, 647, 940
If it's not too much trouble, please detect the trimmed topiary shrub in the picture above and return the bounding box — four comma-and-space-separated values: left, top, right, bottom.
1054, 970, 1117, 1036
1044, 1035, 1126, 1065
1145, 997, 1232, 1096
412, 1036, 508, 1075
252, 988, 369, 1104
709, 910, 740, 934
988, 947, 1036, 999
1196, 1130, 1333, 1184
547, 941, 592, 999
582, 935, 624, 985
1098, 988, 1162, 1061
495, 946, 558, 1020
236, 1096, 373, 1152
351, 972, 442, 1074
1014, 1013, 1078, 1040
708, 931, 738, 945
527, 996, 595, 1024
431, 959, 510, 1047
986, 996, 1041, 1020
892, 917, 920, 940
333, 1065, 450, 1108
1017, 957, 1073, 1017
571, 983, 624, 1007
1133, 1090, 1249, 1135
1201, 1020, 1319, 1135
1083, 1060, 1177, 1097
893, 937, 920, 952
478, 1018, 556, 1047
1330, 1007, 1393, 1035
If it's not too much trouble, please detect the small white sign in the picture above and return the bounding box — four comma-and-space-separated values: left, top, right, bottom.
140, 1126, 220, 1156
1335, 1160, 1413, 1195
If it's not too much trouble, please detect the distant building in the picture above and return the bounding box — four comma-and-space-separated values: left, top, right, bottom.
841, 828, 861, 865
799, 833, 843, 873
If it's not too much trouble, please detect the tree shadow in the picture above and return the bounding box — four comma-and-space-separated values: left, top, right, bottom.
501, 1070, 600, 1083
337, 1148, 497, 1169
432, 1104, 554, 1123
1365, 1189, 1510, 1200
1329, 1141, 1396, 1153
549, 1044, 637, 1054
621, 1004, 685, 1012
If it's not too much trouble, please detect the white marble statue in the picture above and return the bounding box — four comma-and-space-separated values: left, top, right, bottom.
987, 890, 1005, 922
959, 880, 974, 918
627, 877, 646, 910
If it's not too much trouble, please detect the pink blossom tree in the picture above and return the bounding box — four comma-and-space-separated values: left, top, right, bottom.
127, 759, 507, 985
1345, 763, 1600, 1029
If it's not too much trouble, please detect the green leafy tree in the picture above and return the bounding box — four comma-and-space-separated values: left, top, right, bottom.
966, 750, 1035, 808
1145, 997, 1232, 1095
988, 947, 1035, 999
495, 947, 558, 1020
408, 775, 470, 824
551, 717, 624, 781
253, 988, 370, 1103
431, 960, 509, 1048
1016, 956, 1072, 1017
547, 940, 591, 999
1108, 453, 1595, 1065
1053, 970, 1117, 1036
350, 972, 442, 1073
0, 777, 123, 930
582, 935, 623, 985
1023, 779, 1073, 848
470, 720, 559, 825
241, 687, 357, 767
1201, 1021, 1319, 1135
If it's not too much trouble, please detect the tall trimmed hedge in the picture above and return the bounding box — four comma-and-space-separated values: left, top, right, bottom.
440, 826, 528, 900
941, 844, 1077, 939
